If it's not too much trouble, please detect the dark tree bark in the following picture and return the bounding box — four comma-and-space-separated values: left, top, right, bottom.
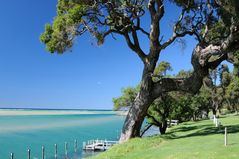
212, 101, 218, 116
120, 63, 157, 141
159, 120, 167, 134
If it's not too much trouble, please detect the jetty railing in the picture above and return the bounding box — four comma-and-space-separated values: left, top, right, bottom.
83, 139, 119, 151
9, 139, 80, 159
9, 138, 118, 159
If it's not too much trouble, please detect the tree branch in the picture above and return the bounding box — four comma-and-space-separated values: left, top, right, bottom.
146, 113, 161, 126
124, 32, 147, 63
152, 21, 239, 99
160, 9, 188, 50
135, 17, 150, 37
148, 0, 164, 58
140, 123, 153, 137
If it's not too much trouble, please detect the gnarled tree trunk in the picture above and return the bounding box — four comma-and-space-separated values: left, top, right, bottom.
120, 61, 157, 142
119, 94, 152, 142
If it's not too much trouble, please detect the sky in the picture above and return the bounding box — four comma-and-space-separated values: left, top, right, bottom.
0, 1, 230, 109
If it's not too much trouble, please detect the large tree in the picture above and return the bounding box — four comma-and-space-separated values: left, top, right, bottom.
41, 0, 239, 142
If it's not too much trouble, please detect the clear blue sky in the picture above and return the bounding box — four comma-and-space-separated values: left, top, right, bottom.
0, 0, 230, 109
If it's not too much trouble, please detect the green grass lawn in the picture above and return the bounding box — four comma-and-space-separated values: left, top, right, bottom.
89, 114, 239, 159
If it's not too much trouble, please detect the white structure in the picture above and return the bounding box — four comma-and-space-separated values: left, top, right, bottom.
167, 120, 179, 126
83, 139, 118, 151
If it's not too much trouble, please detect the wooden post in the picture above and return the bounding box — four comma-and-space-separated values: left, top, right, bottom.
213, 115, 216, 124
225, 127, 228, 146
74, 139, 77, 153
10, 153, 14, 159
54, 144, 57, 159
65, 142, 68, 156
42, 146, 45, 159
215, 118, 218, 127
28, 148, 31, 159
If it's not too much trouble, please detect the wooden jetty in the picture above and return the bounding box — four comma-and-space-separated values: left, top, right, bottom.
83, 139, 118, 151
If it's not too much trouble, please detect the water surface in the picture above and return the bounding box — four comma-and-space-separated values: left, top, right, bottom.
0, 110, 125, 159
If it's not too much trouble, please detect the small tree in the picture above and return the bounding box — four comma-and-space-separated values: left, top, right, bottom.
112, 86, 139, 110
146, 93, 175, 135
154, 61, 172, 77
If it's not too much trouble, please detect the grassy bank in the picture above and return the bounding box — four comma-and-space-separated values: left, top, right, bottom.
90, 114, 239, 159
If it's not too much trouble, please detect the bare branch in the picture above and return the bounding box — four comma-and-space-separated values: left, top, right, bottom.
160, 9, 187, 50
102, 29, 122, 39
137, 27, 150, 37
124, 32, 147, 63
135, 17, 150, 37
140, 123, 153, 137
148, 0, 165, 57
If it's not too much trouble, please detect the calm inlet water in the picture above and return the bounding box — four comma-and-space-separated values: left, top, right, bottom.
0, 111, 125, 159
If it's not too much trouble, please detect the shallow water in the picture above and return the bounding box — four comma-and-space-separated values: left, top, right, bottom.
0, 111, 125, 159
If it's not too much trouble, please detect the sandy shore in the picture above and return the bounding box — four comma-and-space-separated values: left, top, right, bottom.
0, 109, 115, 116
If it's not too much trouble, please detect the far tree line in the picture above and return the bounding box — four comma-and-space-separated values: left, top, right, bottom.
113, 61, 239, 135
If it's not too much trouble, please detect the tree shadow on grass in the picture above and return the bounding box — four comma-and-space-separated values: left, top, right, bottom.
166, 125, 199, 136
166, 124, 212, 135
162, 124, 239, 140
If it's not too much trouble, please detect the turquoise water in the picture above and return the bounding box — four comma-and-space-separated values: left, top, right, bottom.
0, 112, 125, 159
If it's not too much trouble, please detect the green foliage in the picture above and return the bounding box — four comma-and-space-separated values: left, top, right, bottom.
217, 0, 239, 25
40, 0, 104, 53
147, 89, 210, 132
175, 69, 192, 78
147, 94, 175, 126
219, 64, 231, 87
172, 95, 193, 121
40, 0, 147, 53
153, 61, 172, 82
205, 20, 229, 44
169, 0, 197, 10
112, 86, 139, 110
40, 2, 88, 53
203, 64, 233, 115
154, 61, 172, 77
233, 63, 239, 77
231, 51, 239, 67
226, 75, 239, 112
202, 1, 239, 45
190, 94, 210, 119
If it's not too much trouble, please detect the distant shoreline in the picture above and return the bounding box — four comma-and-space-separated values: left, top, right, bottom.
0, 109, 116, 116
0, 107, 112, 111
